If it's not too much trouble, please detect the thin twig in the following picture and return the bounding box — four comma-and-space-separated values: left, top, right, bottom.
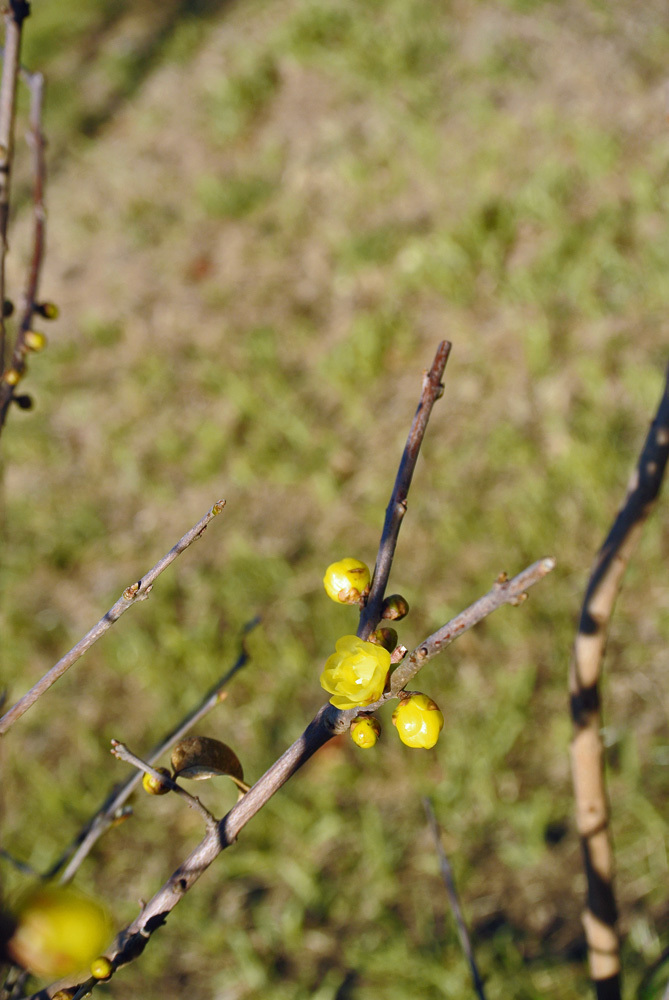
0, 500, 227, 735
50, 622, 256, 883
387, 557, 555, 697
3, 968, 29, 1000
569, 365, 669, 1000
0, 65, 45, 431
70, 982, 96, 1000
423, 798, 487, 1000
0, 2, 27, 376
110, 741, 218, 831
358, 340, 452, 639
0, 849, 39, 876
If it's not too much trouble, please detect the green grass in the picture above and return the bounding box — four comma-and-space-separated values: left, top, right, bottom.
2, 1, 669, 998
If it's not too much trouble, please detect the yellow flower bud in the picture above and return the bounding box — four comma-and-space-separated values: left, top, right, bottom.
392, 693, 444, 749
320, 635, 390, 710
142, 767, 172, 795
3, 368, 21, 385
24, 330, 47, 352
7, 885, 112, 978
90, 955, 113, 980
323, 558, 370, 604
350, 715, 381, 748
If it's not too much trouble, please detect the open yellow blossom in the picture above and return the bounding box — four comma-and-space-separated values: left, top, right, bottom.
320, 635, 390, 709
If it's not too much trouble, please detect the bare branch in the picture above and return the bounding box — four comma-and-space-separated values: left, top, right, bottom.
569, 365, 669, 998
24, 704, 337, 1000
18, 342, 555, 1000
0, 500, 227, 735
0, 65, 45, 431
23, 554, 556, 1000
423, 798, 487, 1000
0, 2, 27, 376
387, 557, 555, 697
110, 741, 218, 831
49, 622, 256, 884
358, 340, 452, 639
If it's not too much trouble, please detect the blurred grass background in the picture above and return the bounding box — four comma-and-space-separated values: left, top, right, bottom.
1, 0, 669, 997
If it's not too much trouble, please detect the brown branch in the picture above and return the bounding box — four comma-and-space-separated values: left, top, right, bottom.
387, 557, 555, 697
0, 2, 27, 377
0, 500, 227, 735
358, 340, 451, 639
0, 64, 46, 431
19, 345, 555, 1000
24, 705, 338, 1000
569, 365, 669, 999
46, 623, 256, 884
110, 741, 218, 831
423, 798, 487, 1000
23, 555, 555, 1000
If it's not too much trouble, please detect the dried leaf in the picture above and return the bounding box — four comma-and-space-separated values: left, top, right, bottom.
171, 736, 244, 783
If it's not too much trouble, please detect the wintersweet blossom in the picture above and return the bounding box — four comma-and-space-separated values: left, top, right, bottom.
392, 692, 444, 749
323, 558, 371, 604
320, 635, 390, 710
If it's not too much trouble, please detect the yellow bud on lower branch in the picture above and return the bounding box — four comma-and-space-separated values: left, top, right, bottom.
350, 715, 381, 748
142, 767, 172, 795
90, 955, 113, 980
392, 692, 444, 749
6, 885, 112, 978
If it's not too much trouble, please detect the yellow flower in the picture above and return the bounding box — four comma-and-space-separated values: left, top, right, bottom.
24, 330, 47, 352
6, 885, 112, 979
350, 715, 381, 748
392, 693, 444, 749
323, 558, 371, 604
90, 956, 113, 980
142, 766, 172, 795
320, 635, 390, 709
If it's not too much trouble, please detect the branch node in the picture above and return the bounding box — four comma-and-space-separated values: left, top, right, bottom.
508, 592, 527, 607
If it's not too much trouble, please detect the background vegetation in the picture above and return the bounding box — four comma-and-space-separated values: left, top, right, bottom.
2, 1, 669, 997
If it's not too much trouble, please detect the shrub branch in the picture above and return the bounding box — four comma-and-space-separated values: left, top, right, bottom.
0, 500, 227, 735
45, 622, 256, 885
24, 551, 553, 1000
358, 339, 451, 639
0, 1, 26, 376
423, 797, 487, 1000
569, 365, 669, 999
19, 347, 553, 999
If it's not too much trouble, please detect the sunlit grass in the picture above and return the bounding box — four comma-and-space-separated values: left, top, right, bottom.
2, 1, 669, 998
